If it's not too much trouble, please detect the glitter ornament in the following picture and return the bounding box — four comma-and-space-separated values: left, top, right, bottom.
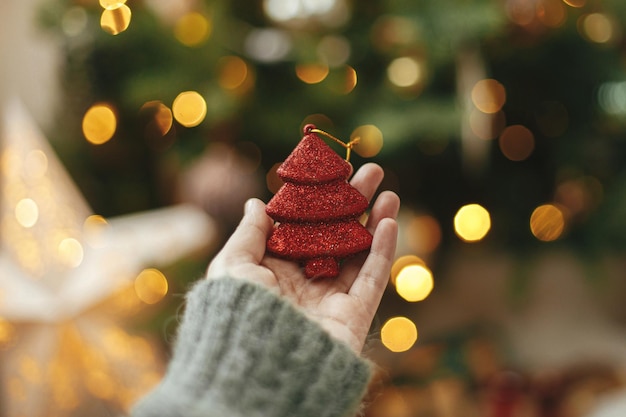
266, 124, 373, 279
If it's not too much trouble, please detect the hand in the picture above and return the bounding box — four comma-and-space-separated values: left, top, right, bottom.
206, 163, 400, 354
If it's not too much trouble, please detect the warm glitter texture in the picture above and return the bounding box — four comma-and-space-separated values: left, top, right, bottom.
266, 124, 373, 279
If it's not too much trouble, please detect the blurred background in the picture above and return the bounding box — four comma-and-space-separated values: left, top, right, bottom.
1, 0, 626, 416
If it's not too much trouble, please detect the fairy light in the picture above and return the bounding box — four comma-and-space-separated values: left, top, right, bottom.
579, 13, 616, 44
134, 268, 169, 305
387, 56, 424, 88
530, 204, 565, 241
244, 28, 292, 63
218, 56, 250, 90
174, 12, 212, 47
99, 0, 127, 8
100, 3, 132, 35
454, 204, 491, 242
83, 215, 109, 248
395, 264, 434, 302
172, 91, 207, 127
381, 316, 418, 353
472, 79, 506, 114
537, 0, 567, 28
15, 198, 39, 228
405, 214, 442, 255
82, 104, 117, 145
469, 109, 506, 140
351, 124, 383, 158
295, 63, 329, 84
498, 125, 535, 161
57, 238, 84, 268
563, 0, 585, 7
317, 35, 351, 67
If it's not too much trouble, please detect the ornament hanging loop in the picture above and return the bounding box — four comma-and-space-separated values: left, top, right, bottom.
306, 125, 359, 162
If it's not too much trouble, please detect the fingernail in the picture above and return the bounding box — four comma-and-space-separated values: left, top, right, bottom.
244, 198, 256, 214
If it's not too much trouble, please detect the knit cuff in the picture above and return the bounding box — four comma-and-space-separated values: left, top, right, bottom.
132, 277, 372, 417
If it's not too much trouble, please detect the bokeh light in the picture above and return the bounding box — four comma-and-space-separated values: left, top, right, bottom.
391, 255, 426, 284
387, 57, 425, 89
381, 316, 418, 353
579, 13, 617, 44
58, 238, 84, 268
83, 215, 110, 248
537, 0, 567, 28
371, 15, 419, 52
454, 204, 491, 242
172, 91, 207, 127
140, 101, 174, 136
100, 3, 132, 35
134, 268, 169, 305
404, 214, 442, 254
395, 264, 434, 302
351, 124, 383, 158
317, 35, 351, 67
82, 104, 117, 145
174, 12, 212, 47
499, 125, 535, 161
472, 79, 506, 114
295, 63, 329, 84
15, 198, 39, 228
530, 204, 565, 241
0, 317, 16, 348
244, 28, 292, 63
218, 56, 251, 91
99, 0, 127, 8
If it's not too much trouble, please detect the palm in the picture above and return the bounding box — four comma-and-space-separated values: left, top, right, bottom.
207, 163, 400, 353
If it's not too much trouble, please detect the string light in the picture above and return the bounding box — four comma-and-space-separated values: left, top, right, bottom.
579, 13, 617, 44
395, 264, 434, 302
174, 12, 212, 47
100, 3, 132, 35
134, 268, 169, 305
530, 204, 565, 241
454, 204, 491, 242
471, 79, 506, 114
82, 104, 117, 145
218, 56, 251, 91
498, 125, 535, 161
172, 91, 207, 127
295, 63, 329, 84
381, 316, 418, 353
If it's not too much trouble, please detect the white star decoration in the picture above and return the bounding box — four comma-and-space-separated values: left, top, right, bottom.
0, 100, 216, 416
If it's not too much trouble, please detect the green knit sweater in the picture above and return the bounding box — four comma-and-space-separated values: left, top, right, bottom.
131, 277, 372, 417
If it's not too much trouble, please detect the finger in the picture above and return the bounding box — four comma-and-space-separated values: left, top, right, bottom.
349, 163, 384, 202
365, 190, 400, 234
210, 198, 273, 268
348, 218, 398, 314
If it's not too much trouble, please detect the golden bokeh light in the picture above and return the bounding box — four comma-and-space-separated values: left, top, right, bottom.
82, 104, 117, 145
218, 56, 250, 90
351, 124, 383, 158
140, 101, 174, 137
99, 0, 127, 9
134, 268, 169, 305
172, 91, 207, 127
530, 204, 565, 241
580, 13, 616, 44
454, 204, 491, 242
100, 3, 132, 35
405, 214, 442, 254
387, 56, 424, 88
339, 65, 358, 94
472, 79, 506, 114
295, 63, 329, 84
24, 150, 49, 180
83, 215, 110, 248
15, 198, 39, 228
174, 12, 212, 47
391, 255, 426, 284
381, 316, 418, 353
395, 264, 434, 302
499, 125, 535, 161
58, 238, 84, 268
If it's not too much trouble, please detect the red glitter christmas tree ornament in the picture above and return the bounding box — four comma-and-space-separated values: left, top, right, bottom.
266, 124, 373, 279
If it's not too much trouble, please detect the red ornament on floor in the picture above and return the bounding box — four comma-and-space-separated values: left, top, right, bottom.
266, 124, 373, 279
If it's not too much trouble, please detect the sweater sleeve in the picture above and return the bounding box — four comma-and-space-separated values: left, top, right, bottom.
130, 277, 372, 417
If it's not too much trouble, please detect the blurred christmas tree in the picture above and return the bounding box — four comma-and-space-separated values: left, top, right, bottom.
38, 0, 626, 254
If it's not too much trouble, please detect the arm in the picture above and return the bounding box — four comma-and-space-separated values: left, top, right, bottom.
131, 163, 400, 417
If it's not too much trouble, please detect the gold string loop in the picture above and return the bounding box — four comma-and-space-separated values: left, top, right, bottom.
309, 128, 360, 162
